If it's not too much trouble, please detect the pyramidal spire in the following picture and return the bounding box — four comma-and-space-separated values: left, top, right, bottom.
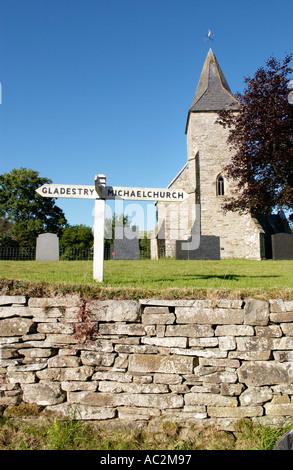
187, 48, 239, 118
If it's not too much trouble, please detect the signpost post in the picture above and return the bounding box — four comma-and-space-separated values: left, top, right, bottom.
36, 175, 189, 282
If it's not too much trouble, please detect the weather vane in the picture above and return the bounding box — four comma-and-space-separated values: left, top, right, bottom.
205, 29, 214, 46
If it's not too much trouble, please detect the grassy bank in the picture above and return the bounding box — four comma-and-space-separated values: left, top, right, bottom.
0, 406, 290, 450
0, 259, 293, 300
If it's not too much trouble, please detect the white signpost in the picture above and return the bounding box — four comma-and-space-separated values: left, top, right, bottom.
36, 175, 189, 282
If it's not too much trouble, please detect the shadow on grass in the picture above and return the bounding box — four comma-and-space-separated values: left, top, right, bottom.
180, 274, 280, 281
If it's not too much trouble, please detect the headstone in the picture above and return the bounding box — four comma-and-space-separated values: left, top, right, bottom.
36, 233, 59, 261
176, 235, 220, 260
272, 233, 293, 260
114, 226, 140, 260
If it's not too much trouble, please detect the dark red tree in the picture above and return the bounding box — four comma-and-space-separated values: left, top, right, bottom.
217, 55, 293, 221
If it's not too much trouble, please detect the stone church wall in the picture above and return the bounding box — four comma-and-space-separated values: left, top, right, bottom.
1, 294, 293, 432
187, 113, 262, 260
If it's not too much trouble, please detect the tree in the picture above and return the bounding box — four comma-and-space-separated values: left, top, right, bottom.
217, 55, 293, 220
59, 225, 93, 260
0, 168, 67, 246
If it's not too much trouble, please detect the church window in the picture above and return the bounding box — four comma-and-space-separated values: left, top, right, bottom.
216, 175, 225, 196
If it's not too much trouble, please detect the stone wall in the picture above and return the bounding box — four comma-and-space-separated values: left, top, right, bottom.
1, 294, 293, 432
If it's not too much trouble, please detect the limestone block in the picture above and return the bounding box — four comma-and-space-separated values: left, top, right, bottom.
270, 312, 293, 323
128, 353, 196, 375
28, 296, 80, 308
92, 371, 133, 382
47, 355, 81, 368
165, 324, 214, 337
22, 383, 66, 405
68, 391, 184, 409
207, 406, 263, 418
44, 334, 79, 346
194, 368, 237, 384
272, 337, 293, 350
0, 318, 35, 336
61, 366, 94, 381
236, 337, 272, 352
142, 312, 175, 325
238, 362, 293, 386
37, 322, 74, 334
80, 351, 115, 367
280, 323, 293, 336
0, 296, 26, 306
215, 325, 254, 336
141, 337, 187, 348
239, 386, 273, 406
118, 407, 160, 420
220, 383, 244, 396
218, 336, 236, 350
98, 381, 169, 394
255, 325, 282, 337
7, 371, 37, 384
264, 403, 293, 416
87, 300, 141, 322
175, 307, 244, 324
244, 299, 269, 326
115, 344, 157, 354
0, 307, 32, 318
154, 374, 182, 384
269, 299, 293, 313
185, 392, 237, 407
47, 403, 116, 420
229, 350, 271, 361
189, 337, 218, 347
61, 381, 98, 392
144, 306, 170, 314
98, 323, 146, 336
18, 348, 55, 359
199, 358, 240, 368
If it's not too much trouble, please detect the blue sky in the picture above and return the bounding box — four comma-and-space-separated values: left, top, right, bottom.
1, 0, 293, 231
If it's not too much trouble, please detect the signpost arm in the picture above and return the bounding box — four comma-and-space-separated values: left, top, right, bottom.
93, 175, 106, 282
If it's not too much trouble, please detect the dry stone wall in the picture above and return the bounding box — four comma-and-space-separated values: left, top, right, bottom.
1, 294, 293, 431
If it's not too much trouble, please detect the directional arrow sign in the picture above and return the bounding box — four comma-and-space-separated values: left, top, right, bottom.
36, 184, 189, 202
101, 186, 188, 202
36, 184, 97, 199
36, 175, 189, 283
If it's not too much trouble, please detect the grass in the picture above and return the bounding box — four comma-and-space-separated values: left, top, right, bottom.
0, 406, 291, 450
0, 259, 293, 300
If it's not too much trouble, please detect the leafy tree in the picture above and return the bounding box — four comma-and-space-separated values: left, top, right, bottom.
60, 224, 93, 260
217, 55, 293, 220
0, 168, 67, 246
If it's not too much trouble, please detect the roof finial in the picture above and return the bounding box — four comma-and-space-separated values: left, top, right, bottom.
205, 29, 214, 47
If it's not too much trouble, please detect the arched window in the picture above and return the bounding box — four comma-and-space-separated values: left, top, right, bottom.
216, 175, 225, 196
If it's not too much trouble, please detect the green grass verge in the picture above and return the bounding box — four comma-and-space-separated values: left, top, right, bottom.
0, 406, 291, 450
0, 259, 293, 299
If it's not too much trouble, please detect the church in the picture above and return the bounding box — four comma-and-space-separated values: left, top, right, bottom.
151, 48, 292, 260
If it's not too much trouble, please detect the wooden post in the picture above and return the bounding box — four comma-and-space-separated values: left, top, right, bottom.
93, 175, 106, 282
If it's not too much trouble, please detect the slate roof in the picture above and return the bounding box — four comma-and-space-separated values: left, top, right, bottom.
185, 49, 239, 132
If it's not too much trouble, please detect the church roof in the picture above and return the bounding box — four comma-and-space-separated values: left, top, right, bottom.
185, 49, 239, 132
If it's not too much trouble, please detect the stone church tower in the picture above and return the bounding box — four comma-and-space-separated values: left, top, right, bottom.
151, 48, 268, 260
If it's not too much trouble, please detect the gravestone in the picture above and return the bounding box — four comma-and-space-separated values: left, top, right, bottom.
176, 235, 220, 260
272, 233, 293, 260
36, 233, 59, 261
114, 226, 140, 260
